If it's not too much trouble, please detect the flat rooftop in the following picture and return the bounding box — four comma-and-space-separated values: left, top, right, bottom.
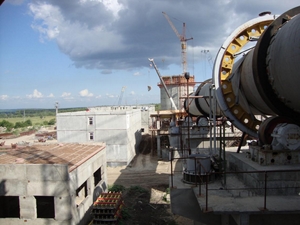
0, 143, 105, 172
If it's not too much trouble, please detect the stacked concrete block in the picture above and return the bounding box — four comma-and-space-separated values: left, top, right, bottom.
92, 192, 124, 225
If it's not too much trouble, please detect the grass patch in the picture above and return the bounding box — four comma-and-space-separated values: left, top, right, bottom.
128, 185, 148, 193
108, 184, 126, 192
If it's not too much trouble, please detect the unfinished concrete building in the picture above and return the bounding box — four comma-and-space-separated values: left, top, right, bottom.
0, 143, 107, 225
158, 75, 195, 111
56, 106, 148, 166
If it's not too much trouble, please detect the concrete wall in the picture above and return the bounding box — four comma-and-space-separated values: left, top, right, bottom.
0, 148, 107, 225
228, 152, 300, 195
57, 109, 143, 166
160, 85, 194, 110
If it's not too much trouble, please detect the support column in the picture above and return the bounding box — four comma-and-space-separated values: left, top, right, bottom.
157, 130, 161, 158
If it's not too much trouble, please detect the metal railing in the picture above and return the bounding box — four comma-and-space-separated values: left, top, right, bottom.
202, 169, 300, 212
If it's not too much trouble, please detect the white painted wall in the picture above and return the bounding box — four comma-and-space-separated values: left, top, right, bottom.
56, 109, 143, 166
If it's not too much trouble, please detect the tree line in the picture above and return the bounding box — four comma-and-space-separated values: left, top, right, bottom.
0, 118, 56, 132
0, 107, 87, 119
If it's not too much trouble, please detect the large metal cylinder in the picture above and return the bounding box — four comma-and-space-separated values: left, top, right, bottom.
184, 79, 222, 117
262, 13, 300, 113
213, 7, 300, 138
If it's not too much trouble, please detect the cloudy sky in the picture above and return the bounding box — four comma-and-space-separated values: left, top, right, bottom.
0, 0, 299, 109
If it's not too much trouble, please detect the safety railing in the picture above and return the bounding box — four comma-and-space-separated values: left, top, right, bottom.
202, 169, 300, 212
170, 157, 300, 212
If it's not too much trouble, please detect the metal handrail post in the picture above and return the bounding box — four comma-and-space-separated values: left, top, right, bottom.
170, 150, 173, 188
264, 171, 267, 210
199, 174, 202, 196
205, 173, 209, 211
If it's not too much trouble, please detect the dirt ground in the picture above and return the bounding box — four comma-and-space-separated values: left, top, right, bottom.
107, 153, 193, 225
2, 133, 193, 225
107, 134, 193, 225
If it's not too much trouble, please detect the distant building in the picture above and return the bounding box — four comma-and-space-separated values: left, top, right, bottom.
56, 106, 153, 166
0, 143, 107, 225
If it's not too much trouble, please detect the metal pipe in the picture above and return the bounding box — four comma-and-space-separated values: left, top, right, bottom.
170, 149, 174, 188
209, 85, 213, 155
212, 85, 217, 155
205, 173, 209, 212
264, 171, 267, 210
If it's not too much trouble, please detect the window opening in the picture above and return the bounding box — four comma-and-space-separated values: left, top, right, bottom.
0, 196, 20, 218
35, 196, 55, 218
76, 181, 88, 206
89, 132, 94, 140
88, 117, 93, 125
94, 167, 102, 186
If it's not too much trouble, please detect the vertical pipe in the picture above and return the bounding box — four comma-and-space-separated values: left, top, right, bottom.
209, 85, 213, 155
213, 85, 217, 155
264, 171, 267, 210
199, 174, 202, 196
157, 130, 161, 158
194, 157, 197, 187
237, 132, 247, 153
205, 173, 209, 212
223, 124, 226, 186
170, 151, 173, 188
187, 77, 191, 154
180, 126, 183, 156
151, 130, 154, 156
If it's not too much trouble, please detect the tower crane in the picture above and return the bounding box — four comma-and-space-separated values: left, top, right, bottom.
162, 11, 193, 74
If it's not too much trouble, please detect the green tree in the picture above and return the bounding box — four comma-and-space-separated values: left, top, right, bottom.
0, 120, 14, 131
48, 118, 56, 125
24, 119, 32, 126
14, 122, 23, 129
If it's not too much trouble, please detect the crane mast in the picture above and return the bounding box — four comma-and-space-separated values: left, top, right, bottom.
162, 11, 193, 74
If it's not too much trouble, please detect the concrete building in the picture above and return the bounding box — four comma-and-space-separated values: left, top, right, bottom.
0, 143, 107, 225
158, 75, 195, 110
56, 106, 150, 166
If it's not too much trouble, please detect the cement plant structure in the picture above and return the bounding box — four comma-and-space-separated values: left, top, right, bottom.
151, 6, 300, 225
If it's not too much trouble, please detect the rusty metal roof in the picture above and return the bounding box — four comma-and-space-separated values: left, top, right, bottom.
0, 143, 105, 172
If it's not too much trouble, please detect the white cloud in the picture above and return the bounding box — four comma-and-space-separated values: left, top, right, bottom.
48, 93, 54, 98
106, 93, 115, 98
61, 92, 71, 97
99, 0, 124, 19
0, 95, 8, 100
27, 0, 299, 72
130, 91, 135, 95
29, 0, 125, 63
26, 89, 43, 98
79, 89, 93, 97
133, 72, 141, 76
29, 3, 62, 42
